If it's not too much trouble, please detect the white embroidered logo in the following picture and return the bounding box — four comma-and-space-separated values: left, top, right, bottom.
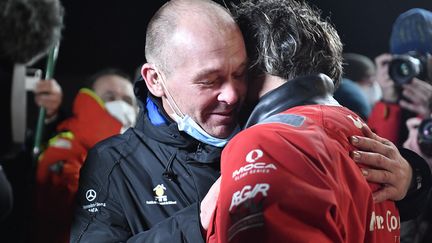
146, 184, 177, 205
153, 184, 167, 202
232, 149, 277, 181
347, 114, 364, 129
230, 183, 270, 211
85, 189, 97, 202
245, 149, 264, 163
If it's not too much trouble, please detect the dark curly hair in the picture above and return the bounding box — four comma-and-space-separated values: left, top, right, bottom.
0, 0, 64, 64
231, 0, 343, 87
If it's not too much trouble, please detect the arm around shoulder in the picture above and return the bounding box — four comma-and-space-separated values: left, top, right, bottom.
397, 148, 432, 221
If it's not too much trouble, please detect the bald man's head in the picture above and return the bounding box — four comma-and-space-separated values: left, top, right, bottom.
145, 0, 237, 75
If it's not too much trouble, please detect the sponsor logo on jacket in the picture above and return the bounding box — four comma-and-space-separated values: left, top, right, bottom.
82, 188, 106, 213
228, 183, 269, 241
146, 184, 177, 205
369, 210, 400, 232
232, 149, 277, 181
230, 183, 269, 211
347, 114, 364, 129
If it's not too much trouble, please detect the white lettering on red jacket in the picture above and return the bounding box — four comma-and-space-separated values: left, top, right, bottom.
232, 149, 277, 180
229, 183, 270, 211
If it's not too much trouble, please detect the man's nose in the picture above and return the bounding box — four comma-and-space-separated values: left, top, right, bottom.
217, 79, 245, 105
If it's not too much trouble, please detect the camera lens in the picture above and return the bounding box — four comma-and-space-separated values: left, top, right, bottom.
418, 118, 432, 157
389, 55, 423, 85
398, 63, 411, 77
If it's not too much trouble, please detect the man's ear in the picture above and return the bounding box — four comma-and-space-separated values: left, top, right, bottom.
141, 63, 164, 97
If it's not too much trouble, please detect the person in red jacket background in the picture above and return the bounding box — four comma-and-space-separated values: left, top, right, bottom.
33, 68, 137, 243
204, 0, 425, 242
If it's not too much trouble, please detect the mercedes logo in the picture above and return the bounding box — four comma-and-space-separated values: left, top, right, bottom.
86, 189, 97, 202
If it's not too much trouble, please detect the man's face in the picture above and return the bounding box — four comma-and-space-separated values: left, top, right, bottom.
93, 74, 135, 107
161, 21, 247, 138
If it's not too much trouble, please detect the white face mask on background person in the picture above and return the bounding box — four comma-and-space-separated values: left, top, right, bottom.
105, 100, 137, 132
157, 71, 239, 147
361, 81, 382, 107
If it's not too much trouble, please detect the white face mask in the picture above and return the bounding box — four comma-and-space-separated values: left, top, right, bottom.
105, 100, 137, 133
361, 82, 382, 106
171, 112, 240, 147
157, 71, 238, 147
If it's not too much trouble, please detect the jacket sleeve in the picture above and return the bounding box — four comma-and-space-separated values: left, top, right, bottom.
70, 146, 205, 243
126, 203, 204, 243
37, 133, 83, 209
367, 101, 402, 144
397, 148, 432, 221
70, 147, 130, 242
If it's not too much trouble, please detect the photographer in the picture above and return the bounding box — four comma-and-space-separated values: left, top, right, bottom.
366, 8, 432, 243
368, 8, 432, 146
400, 116, 432, 243
404, 117, 432, 170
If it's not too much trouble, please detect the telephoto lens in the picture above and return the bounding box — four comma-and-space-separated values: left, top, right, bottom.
418, 118, 432, 157
388, 54, 427, 85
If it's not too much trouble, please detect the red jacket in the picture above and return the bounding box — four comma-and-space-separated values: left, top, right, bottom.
208, 105, 400, 243
34, 88, 122, 243
367, 101, 402, 145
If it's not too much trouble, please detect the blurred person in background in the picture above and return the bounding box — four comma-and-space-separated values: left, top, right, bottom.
334, 77, 371, 119
33, 68, 137, 243
362, 8, 432, 243
403, 117, 432, 171
334, 53, 382, 120
368, 8, 432, 146
343, 53, 382, 108
0, 0, 64, 242
401, 115, 432, 243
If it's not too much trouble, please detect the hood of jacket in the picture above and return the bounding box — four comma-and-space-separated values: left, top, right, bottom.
57, 88, 122, 149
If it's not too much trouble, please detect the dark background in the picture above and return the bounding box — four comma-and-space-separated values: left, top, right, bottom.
31, 0, 432, 109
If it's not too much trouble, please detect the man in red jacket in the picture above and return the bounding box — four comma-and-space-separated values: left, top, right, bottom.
206, 0, 409, 242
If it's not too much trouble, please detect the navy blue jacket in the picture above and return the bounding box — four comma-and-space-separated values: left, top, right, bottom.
70, 81, 221, 242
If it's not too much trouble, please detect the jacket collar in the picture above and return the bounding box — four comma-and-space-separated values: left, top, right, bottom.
135, 94, 197, 148
133, 86, 222, 163
245, 74, 339, 128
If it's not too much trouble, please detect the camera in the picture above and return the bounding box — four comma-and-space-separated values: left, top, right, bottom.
388, 52, 429, 85
418, 118, 432, 157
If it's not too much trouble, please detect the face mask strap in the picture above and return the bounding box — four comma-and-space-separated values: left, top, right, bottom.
155, 69, 185, 119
